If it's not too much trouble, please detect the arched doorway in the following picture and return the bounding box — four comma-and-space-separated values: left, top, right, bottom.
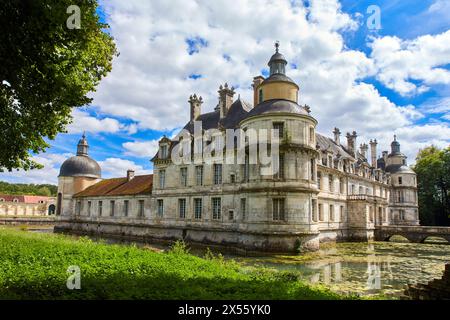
48, 204, 56, 215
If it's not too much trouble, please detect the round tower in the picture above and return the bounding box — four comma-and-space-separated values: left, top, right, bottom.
240, 43, 319, 251
385, 135, 419, 225
56, 133, 101, 216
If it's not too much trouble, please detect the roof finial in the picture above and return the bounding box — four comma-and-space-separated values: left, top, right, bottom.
82, 131, 86, 139
275, 41, 280, 53
394, 134, 397, 141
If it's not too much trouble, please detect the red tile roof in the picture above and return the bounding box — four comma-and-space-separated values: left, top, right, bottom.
74, 174, 153, 197
0, 195, 54, 203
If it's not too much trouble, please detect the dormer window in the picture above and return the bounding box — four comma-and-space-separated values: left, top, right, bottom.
160, 145, 168, 159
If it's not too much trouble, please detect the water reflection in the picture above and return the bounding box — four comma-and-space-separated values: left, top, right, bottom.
235, 241, 450, 297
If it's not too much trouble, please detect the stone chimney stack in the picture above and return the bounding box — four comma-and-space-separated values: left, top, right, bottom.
252, 76, 265, 106
360, 143, 368, 159
369, 139, 378, 168
218, 83, 235, 119
189, 94, 203, 121
333, 127, 341, 145
127, 169, 135, 181
346, 131, 357, 157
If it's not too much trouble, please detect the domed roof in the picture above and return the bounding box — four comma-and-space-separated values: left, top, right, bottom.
242, 99, 309, 120
261, 73, 298, 87
268, 51, 287, 64
59, 155, 101, 178
59, 133, 101, 178
385, 164, 415, 174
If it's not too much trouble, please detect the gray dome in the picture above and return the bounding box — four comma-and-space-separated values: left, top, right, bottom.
242, 99, 309, 120
385, 164, 415, 174
268, 52, 287, 64
59, 155, 101, 178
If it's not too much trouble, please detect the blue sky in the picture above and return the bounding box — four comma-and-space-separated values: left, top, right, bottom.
1, 0, 449, 184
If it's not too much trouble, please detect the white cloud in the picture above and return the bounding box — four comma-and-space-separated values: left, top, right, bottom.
98, 157, 152, 178
67, 109, 135, 134
122, 140, 159, 158
369, 30, 450, 96
0, 153, 72, 185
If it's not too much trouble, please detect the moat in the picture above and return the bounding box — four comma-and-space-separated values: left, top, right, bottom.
233, 240, 450, 298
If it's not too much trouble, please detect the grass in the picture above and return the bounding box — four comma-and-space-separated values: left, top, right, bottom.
0, 227, 354, 300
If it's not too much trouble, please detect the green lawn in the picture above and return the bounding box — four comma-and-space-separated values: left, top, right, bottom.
0, 227, 352, 300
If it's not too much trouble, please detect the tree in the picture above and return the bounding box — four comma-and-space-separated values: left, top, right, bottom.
414, 146, 450, 226
0, 0, 117, 171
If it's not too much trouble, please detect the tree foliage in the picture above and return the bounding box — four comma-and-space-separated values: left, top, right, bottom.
413, 146, 450, 226
0, 181, 57, 196
0, 0, 116, 171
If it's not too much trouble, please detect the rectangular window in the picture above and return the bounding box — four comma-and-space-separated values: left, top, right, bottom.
317, 173, 321, 189
273, 122, 284, 138
157, 199, 164, 217
195, 165, 203, 186
339, 178, 344, 194
259, 89, 263, 103
110, 200, 115, 217
160, 145, 168, 159
228, 210, 234, 220
212, 197, 221, 220
159, 170, 166, 188
340, 206, 345, 222
310, 159, 315, 181
312, 199, 317, 222
98, 201, 103, 216
328, 174, 334, 192
194, 198, 202, 219
243, 154, 249, 182
123, 200, 129, 217
76, 201, 81, 215
309, 127, 314, 143
272, 198, 285, 221
329, 204, 334, 221
180, 167, 188, 187
213, 164, 222, 185
230, 174, 236, 183
275, 154, 285, 179
178, 199, 186, 219
240, 198, 246, 220
319, 203, 323, 221
398, 177, 402, 185
87, 201, 91, 217
138, 200, 144, 218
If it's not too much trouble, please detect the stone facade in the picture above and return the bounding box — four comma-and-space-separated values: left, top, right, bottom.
55, 45, 420, 252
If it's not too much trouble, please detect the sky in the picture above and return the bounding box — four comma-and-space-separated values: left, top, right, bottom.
1, 0, 449, 185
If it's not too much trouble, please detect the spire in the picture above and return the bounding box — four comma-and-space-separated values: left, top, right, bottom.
275, 40, 279, 53
77, 133, 89, 156
391, 135, 400, 154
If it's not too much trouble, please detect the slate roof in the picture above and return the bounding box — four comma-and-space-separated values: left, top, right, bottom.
242, 99, 308, 119
261, 74, 298, 87
74, 174, 153, 197
385, 164, 415, 174
315, 133, 354, 159
59, 155, 101, 178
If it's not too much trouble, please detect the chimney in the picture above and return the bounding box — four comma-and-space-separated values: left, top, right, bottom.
369, 139, 377, 168
127, 169, 135, 181
360, 143, 368, 159
346, 131, 357, 157
333, 127, 341, 145
189, 94, 203, 121
218, 83, 235, 119
252, 76, 265, 106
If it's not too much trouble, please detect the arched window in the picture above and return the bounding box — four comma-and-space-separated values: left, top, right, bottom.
13, 198, 19, 203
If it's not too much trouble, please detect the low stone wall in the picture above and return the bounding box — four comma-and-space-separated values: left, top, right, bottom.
0, 216, 56, 226
54, 219, 321, 253
403, 263, 450, 300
